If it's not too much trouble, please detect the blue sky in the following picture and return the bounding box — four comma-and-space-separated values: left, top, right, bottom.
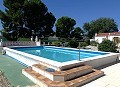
0, 0, 120, 31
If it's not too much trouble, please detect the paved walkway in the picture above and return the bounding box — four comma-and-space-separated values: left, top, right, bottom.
82, 61, 120, 87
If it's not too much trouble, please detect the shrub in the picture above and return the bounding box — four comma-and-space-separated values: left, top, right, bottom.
52, 41, 61, 46
68, 40, 79, 48
98, 40, 118, 52
79, 42, 88, 48
90, 41, 98, 46
17, 38, 31, 41
84, 39, 90, 45
59, 38, 66, 42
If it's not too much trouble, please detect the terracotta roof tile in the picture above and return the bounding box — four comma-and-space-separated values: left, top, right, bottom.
96, 32, 120, 37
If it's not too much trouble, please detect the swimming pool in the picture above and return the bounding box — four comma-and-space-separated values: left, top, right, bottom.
4, 46, 119, 71
12, 46, 108, 62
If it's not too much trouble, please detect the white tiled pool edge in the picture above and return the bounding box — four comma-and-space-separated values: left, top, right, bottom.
3, 46, 120, 71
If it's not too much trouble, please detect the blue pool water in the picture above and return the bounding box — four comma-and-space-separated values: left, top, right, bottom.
12, 46, 108, 62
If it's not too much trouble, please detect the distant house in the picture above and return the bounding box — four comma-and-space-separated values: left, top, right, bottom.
95, 32, 120, 46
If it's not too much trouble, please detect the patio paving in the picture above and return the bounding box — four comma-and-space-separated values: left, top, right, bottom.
82, 61, 120, 87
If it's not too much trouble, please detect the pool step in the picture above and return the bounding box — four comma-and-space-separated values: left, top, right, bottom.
22, 68, 104, 87
32, 64, 93, 81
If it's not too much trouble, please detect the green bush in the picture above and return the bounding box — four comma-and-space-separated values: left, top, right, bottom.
90, 41, 98, 46
68, 40, 79, 48
52, 41, 61, 46
84, 39, 90, 45
17, 38, 31, 41
79, 42, 88, 48
98, 40, 118, 52
59, 38, 66, 42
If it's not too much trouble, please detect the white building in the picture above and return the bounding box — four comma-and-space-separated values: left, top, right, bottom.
95, 32, 120, 46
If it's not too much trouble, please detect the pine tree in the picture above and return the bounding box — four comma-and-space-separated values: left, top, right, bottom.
0, 0, 56, 41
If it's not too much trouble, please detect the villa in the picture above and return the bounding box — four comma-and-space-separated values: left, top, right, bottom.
95, 32, 120, 46
1, 0, 120, 86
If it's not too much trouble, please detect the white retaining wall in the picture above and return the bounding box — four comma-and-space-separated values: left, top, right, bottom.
5, 48, 39, 66
83, 53, 119, 68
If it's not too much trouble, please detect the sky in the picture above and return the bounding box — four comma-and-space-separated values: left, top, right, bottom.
0, 0, 120, 31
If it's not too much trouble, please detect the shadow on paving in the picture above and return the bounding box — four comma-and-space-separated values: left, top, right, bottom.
96, 60, 120, 70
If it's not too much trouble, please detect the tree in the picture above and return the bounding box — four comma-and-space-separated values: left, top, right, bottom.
55, 16, 76, 38
83, 17, 118, 39
23, 0, 56, 38
0, 0, 25, 41
98, 40, 118, 52
83, 22, 93, 39
0, 0, 56, 41
71, 27, 84, 40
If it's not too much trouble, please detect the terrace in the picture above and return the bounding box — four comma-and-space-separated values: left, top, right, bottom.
82, 61, 120, 87
0, 42, 120, 87
3, 45, 119, 87
1, 50, 120, 87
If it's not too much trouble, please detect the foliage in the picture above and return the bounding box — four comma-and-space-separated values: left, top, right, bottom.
71, 27, 84, 40
98, 40, 118, 52
17, 38, 31, 41
55, 16, 76, 38
24, 0, 56, 37
0, 0, 25, 41
84, 39, 90, 45
0, 0, 56, 41
52, 41, 61, 46
68, 40, 79, 48
90, 41, 98, 46
79, 42, 88, 48
83, 17, 118, 39
59, 38, 67, 43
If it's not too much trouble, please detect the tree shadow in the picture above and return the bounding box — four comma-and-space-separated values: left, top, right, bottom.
96, 60, 120, 70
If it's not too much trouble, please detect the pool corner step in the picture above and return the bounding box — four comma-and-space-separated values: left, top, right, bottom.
32, 64, 93, 81
22, 67, 104, 87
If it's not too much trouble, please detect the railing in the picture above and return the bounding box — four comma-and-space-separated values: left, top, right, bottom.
0, 41, 52, 47
0, 41, 36, 47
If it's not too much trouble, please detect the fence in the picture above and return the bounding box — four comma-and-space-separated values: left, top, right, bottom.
0, 41, 36, 47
